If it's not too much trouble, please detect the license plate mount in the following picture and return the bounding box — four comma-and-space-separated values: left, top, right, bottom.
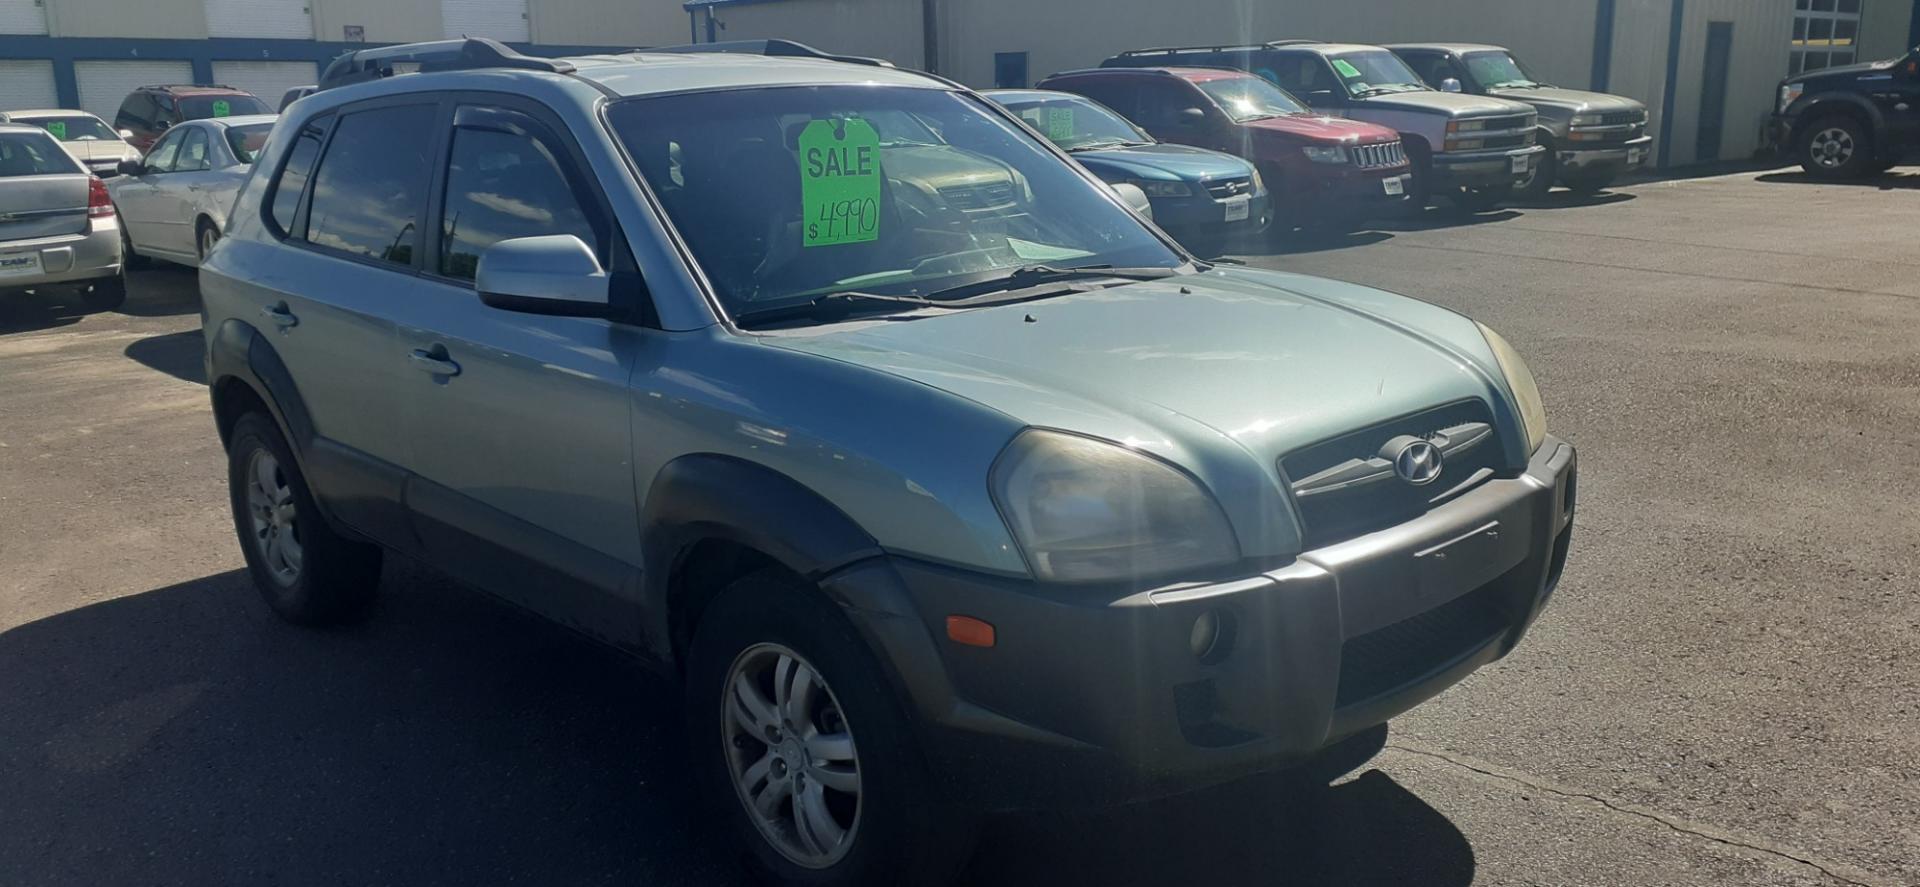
1510, 154, 1529, 175
1382, 176, 1405, 196
0, 252, 42, 277
1223, 196, 1250, 222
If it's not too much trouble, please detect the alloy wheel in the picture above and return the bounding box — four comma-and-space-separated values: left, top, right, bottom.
722, 643, 862, 869
1810, 127, 1855, 169
198, 226, 219, 262
244, 449, 302, 585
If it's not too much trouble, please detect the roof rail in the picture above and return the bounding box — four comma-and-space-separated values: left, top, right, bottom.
652, 38, 894, 68
316, 38, 575, 92
1114, 39, 1321, 57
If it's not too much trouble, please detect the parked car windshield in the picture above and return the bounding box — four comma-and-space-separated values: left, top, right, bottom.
223, 123, 273, 163
606, 85, 1182, 319
992, 94, 1151, 150
15, 115, 118, 142
1462, 51, 1544, 89
179, 94, 269, 121
1194, 76, 1311, 121
0, 132, 81, 176
1329, 50, 1431, 96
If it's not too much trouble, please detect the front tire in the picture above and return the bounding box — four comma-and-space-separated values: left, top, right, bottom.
119, 220, 150, 270
687, 568, 975, 886
226, 412, 382, 625
1449, 183, 1513, 214
196, 220, 220, 264
1798, 116, 1873, 178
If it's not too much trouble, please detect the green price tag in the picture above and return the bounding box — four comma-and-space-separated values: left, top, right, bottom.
211, 100, 231, 117
1332, 59, 1362, 79
797, 118, 881, 248
45, 121, 66, 140
1046, 107, 1074, 142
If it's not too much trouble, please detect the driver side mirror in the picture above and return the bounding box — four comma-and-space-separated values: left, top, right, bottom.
475, 235, 613, 318
1440, 77, 1464, 93
116, 159, 145, 176
117, 128, 134, 140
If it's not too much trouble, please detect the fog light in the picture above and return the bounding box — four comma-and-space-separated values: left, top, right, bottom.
1189, 608, 1234, 663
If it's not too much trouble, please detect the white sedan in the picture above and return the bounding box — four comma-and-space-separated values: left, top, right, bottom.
0, 109, 142, 178
108, 114, 275, 267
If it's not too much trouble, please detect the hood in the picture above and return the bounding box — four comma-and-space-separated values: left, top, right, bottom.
1360, 89, 1533, 118
1785, 56, 1902, 85
759, 267, 1507, 463
1487, 86, 1644, 116
1244, 114, 1401, 144
1068, 143, 1253, 182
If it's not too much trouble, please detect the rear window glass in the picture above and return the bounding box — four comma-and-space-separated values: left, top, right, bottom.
303, 105, 435, 265
0, 133, 81, 177
179, 94, 269, 120
225, 124, 273, 163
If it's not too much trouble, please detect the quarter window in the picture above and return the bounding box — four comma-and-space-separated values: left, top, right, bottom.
437, 119, 599, 282
269, 121, 326, 236
304, 104, 437, 267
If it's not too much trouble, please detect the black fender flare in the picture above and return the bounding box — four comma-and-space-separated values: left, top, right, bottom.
208, 318, 316, 457
1793, 93, 1885, 144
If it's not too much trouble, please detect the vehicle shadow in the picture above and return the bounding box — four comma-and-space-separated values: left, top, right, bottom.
0, 288, 97, 335
1755, 169, 1920, 190
1230, 229, 1394, 257
0, 565, 1477, 887
120, 265, 203, 318
1511, 189, 1637, 210
1377, 207, 1523, 233
124, 329, 207, 385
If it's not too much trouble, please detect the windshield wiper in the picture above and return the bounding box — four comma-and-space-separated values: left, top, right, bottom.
1066, 140, 1130, 152
730, 291, 933, 328
925, 264, 1182, 304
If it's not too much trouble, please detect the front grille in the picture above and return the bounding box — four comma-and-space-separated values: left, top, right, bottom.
1280, 400, 1507, 550
1573, 124, 1647, 145
1351, 140, 1406, 169
938, 182, 1016, 211
1478, 113, 1534, 133
1595, 110, 1647, 126
1202, 175, 1253, 199
1335, 579, 1510, 708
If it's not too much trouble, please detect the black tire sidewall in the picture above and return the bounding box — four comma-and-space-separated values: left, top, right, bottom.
685, 570, 969, 886
226, 413, 379, 625
1800, 117, 1872, 178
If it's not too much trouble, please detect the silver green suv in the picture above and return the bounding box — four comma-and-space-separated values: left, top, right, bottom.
202, 38, 1576, 886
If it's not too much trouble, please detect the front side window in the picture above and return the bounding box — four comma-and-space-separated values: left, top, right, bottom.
1194, 76, 1310, 122
224, 123, 273, 164
1327, 50, 1431, 97
0, 133, 82, 177
1461, 51, 1543, 90
304, 104, 436, 265
606, 85, 1179, 319
1266, 54, 1343, 98
144, 129, 185, 173
438, 119, 599, 281
996, 95, 1150, 151
18, 115, 118, 142
269, 121, 327, 234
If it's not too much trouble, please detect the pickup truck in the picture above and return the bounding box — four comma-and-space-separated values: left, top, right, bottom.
1770, 46, 1920, 178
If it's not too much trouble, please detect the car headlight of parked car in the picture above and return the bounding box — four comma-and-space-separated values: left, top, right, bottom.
1301, 145, 1349, 164
1125, 179, 1192, 198
1570, 113, 1602, 127
991, 430, 1240, 583
1249, 167, 1265, 192
1778, 82, 1804, 114
1477, 323, 1548, 454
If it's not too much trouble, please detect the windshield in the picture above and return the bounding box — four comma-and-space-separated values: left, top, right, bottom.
606, 86, 1181, 320
1462, 51, 1543, 89
16, 116, 118, 142
995, 94, 1150, 150
1195, 76, 1311, 121
224, 123, 273, 163
1329, 50, 1431, 96
179, 94, 269, 121
0, 133, 82, 176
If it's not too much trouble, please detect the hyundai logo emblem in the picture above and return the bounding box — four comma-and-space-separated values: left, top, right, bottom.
1393, 439, 1444, 485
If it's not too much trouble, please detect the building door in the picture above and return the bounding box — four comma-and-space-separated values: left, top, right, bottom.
204, 0, 312, 38
212, 60, 320, 108
1695, 21, 1734, 163
75, 59, 195, 123
0, 0, 48, 34
441, 0, 529, 42
0, 60, 58, 110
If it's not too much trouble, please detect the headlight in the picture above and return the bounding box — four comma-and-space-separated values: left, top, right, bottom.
1301, 145, 1349, 164
1778, 82, 1804, 114
1447, 118, 1487, 133
990, 430, 1240, 583
1477, 323, 1547, 454
1570, 113, 1603, 127
1126, 179, 1192, 198
1249, 166, 1265, 191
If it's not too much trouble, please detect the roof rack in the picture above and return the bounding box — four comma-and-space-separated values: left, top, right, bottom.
652, 39, 894, 68
316, 38, 575, 92
1113, 39, 1322, 57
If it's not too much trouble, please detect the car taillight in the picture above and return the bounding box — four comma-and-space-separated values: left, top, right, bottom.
87, 176, 114, 218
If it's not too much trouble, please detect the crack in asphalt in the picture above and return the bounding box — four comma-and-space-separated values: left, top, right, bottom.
1384, 741, 1895, 887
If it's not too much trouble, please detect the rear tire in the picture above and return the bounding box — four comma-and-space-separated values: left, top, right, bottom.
226, 412, 383, 626
1449, 183, 1513, 214
1798, 116, 1873, 178
79, 272, 126, 312
196, 219, 220, 264
686, 568, 976, 886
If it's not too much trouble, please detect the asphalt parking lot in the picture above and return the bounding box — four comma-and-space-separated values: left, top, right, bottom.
4, 167, 1918, 886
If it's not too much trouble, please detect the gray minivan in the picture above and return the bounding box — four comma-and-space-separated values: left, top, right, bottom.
201, 38, 1576, 887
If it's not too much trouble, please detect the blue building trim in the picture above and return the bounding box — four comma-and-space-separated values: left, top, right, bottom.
1657, 0, 1686, 170
1910, 0, 1920, 53
1590, 0, 1616, 92
0, 35, 633, 109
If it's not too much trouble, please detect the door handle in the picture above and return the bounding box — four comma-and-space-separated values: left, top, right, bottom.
409, 347, 461, 378
259, 303, 298, 329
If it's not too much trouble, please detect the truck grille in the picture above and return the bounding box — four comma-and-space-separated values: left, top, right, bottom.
1280, 400, 1507, 550
1351, 141, 1406, 170
1202, 175, 1254, 199
938, 182, 1017, 211
1594, 110, 1647, 126
1335, 579, 1510, 708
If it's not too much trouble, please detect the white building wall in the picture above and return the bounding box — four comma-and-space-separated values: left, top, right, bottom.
49, 0, 208, 39
694, 0, 926, 68
533, 0, 686, 48
1859, 0, 1917, 61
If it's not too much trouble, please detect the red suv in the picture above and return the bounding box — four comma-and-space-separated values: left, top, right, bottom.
112, 85, 271, 153
1039, 67, 1411, 228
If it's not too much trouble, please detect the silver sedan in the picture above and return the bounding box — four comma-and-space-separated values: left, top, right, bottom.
108, 114, 276, 268
0, 123, 125, 310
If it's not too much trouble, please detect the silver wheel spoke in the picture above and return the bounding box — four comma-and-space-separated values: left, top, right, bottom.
809, 761, 860, 794
252, 453, 278, 498
772, 654, 795, 720
786, 664, 818, 731
723, 644, 861, 869
741, 750, 774, 792
751, 769, 792, 819
805, 731, 855, 763
279, 529, 303, 572
265, 530, 287, 572
794, 781, 845, 856
731, 673, 778, 734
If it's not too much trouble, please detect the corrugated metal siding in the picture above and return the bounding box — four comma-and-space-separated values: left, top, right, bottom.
75, 59, 194, 121
0, 59, 58, 110
1858, 0, 1917, 61
442, 0, 529, 42
692, 0, 926, 68
1665, 0, 1790, 165
0, 0, 48, 35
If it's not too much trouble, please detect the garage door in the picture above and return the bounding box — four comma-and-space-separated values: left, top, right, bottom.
212, 60, 318, 111
0, 60, 58, 113
442, 0, 529, 42
204, 0, 312, 39
75, 59, 195, 123
0, 0, 48, 34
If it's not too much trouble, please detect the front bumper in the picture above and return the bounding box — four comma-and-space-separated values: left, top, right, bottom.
1274, 162, 1413, 222
1559, 135, 1653, 177
1432, 144, 1548, 189
0, 220, 124, 292
830, 436, 1577, 810
1151, 192, 1271, 233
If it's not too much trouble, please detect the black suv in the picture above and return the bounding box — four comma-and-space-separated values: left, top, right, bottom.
1771, 47, 1920, 178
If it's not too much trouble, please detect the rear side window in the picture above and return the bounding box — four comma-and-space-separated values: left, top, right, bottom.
304, 104, 436, 266
268, 121, 326, 234
437, 116, 600, 281
115, 94, 150, 131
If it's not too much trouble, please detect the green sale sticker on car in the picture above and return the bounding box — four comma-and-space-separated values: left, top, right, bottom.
798, 118, 881, 247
